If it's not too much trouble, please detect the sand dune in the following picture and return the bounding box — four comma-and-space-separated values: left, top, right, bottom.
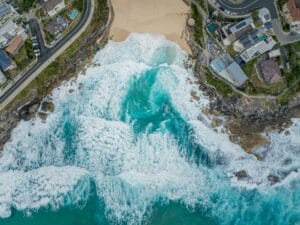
110, 0, 191, 53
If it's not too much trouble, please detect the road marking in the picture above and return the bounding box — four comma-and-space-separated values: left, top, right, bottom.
217, 0, 260, 10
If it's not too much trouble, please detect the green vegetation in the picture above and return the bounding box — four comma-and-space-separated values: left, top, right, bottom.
283, 43, 300, 87
205, 68, 237, 98
277, 0, 287, 11
72, 0, 84, 12
13, 40, 35, 71
44, 30, 55, 45
251, 10, 259, 19
226, 45, 237, 57
281, 17, 290, 32
291, 41, 300, 52
277, 82, 300, 105
18, 0, 34, 12
195, 0, 207, 12
191, 3, 204, 47
276, 0, 290, 32
207, 2, 215, 16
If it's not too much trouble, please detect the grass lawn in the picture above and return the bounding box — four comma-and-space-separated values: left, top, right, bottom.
205, 68, 237, 98
227, 45, 237, 57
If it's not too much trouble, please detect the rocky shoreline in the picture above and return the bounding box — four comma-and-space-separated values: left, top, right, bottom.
0, 0, 299, 162
188, 38, 300, 156
0, 0, 111, 150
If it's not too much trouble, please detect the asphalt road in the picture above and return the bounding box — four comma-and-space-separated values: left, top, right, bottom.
28, 19, 49, 57
0, 0, 91, 105
215, 0, 278, 19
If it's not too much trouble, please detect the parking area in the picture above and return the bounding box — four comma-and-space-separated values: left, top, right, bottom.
28, 19, 49, 59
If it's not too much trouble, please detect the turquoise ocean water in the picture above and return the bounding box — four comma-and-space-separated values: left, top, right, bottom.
0, 34, 299, 225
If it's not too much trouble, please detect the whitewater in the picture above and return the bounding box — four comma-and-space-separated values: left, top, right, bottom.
0, 34, 299, 225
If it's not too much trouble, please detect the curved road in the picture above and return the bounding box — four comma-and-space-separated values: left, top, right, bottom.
0, 0, 92, 109
215, 0, 278, 19
213, 0, 300, 45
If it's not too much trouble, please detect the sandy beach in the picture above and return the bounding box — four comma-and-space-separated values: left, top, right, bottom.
110, 0, 191, 53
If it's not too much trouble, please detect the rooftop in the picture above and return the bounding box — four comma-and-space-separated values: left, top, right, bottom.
288, 0, 300, 21
210, 54, 248, 87
229, 17, 253, 35
257, 59, 282, 84
45, 15, 68, 36
240, 37, 277, 62
258, 8, 271, 23
0, 50, 13, 71
0, 2, 10, 18
5, 35, 24, 55
43, 0, 65, 12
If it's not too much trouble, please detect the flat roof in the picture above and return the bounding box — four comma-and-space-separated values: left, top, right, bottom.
0, 2, 10, 18
5, 35, 23, 55
229, 17, 253, 34
0, 50, 12, 71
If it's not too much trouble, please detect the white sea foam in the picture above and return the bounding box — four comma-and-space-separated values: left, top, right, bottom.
0, 33, 299, 223
0, 166, 90, 218
74, 116, 208, 224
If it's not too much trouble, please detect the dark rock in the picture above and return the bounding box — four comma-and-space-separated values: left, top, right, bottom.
38, 112, 48, 121
267, 174, 280, 184
234, 170, 249, 179
41, 101, 55, 113
18, 100, 40, 121
283, 158, 292, 165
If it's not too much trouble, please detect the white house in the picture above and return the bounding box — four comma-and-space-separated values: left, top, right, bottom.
43, 0, 66, 17
0, 19, 27, 48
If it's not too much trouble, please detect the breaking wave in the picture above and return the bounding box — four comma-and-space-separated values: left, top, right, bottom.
0, 34, 299, 225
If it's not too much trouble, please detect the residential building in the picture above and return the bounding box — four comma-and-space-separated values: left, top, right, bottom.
264, 22, 273, 30
0, 2, 20, 26
45, 15, 69, 38
269, 49, 281, 58
233, 25, 272, 52
0, 50, 16, 71
0, 69, 7, 86
239, 36, 277, 62
5, 35, 24, 56
233, 29, 260, 52
0, 2, 11, 22
210, 53, 248, 87
42, 0, 66, 17
258, 8, 271, 24
257, 59, 283, 84
0, 19, 27, 48
290, 21, 300, 33
287, 0, 300, 21
228, 17, 254, 39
